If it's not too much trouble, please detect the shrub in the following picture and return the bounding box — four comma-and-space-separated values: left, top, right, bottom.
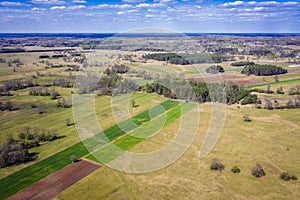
243, 114, 251, 122
280, 173, 297, 181
251, 163, 265, 177
290, 175, 298, 180
231, 165, 241, 173
210, 158, 225, 171
280, 172, 290, 181
70, 155, 78, 163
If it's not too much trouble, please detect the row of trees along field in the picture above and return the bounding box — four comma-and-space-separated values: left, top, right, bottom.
0, 127, 60, 168
1, 78, 72, 93
241, 64, 287, 76
142, 53, 234, 64
142, 79, 259, 105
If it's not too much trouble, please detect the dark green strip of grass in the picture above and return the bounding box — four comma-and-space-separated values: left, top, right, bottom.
102, 100, 179, 141
248, 78, 300, 88
0, 100, 178, 199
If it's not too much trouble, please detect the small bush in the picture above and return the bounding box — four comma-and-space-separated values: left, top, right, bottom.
280, 173, 297, 181
243, 114, 251, 122
231, 165, 241, 173
251, 163, 265, 178
210, 158, 225, 171
70, 155, 78, 163
280, 172, 290, 181
290, 175, 298, 180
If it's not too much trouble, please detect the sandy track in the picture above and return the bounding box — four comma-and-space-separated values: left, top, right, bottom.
7, 159, 101, 200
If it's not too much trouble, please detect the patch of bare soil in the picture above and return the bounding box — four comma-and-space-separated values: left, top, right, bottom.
7, 159, 101, 200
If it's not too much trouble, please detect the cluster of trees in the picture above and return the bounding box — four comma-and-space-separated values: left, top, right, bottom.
65, 65, 80, 72
112, 64, 129, 73
205, 65, 224, 74
51, 54, 66, 59
288, 86, 300, 95
143, 52, 235, 65
0, 101, 18, 111
28, 87, 60, 99
0, 135, 32, 168
77, 66, 125, 94
18, 126, 59, 149
142, 78, 259, 105
241, 64, 287, 76
263, 97, 300, 110
0, 127, 60, 168
112, 79, 139, 96
231, 61, 255, 67
1, 78, 73, 94
143, 53, 190, 65
39, 55, 50, 59
0, 87, 12, 96
209, 158, 296, 181
50, 78, 72, 88
57, 98, 71, 108
249, 49, 273, 56
2, 80, 36, 92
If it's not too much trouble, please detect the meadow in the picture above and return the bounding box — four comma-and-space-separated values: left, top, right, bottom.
58, 104, 300, 200
0, 36, 300, 200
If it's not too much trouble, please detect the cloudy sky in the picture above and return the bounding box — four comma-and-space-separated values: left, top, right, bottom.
0, 0, 299, 32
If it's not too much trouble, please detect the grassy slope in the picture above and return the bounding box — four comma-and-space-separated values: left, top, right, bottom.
57, 105, 300, 200
0, 92, 167, 179
86, 102, 197, 164
248, 77, 300, 88
0, 99, 178, 199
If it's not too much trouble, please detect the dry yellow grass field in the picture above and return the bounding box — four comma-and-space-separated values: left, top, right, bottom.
56, 104, 300, 200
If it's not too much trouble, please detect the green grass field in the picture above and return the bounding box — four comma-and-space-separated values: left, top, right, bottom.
248, 77, 300, 88
86, 102, 197, 164
0, 99, 183, 199
57, 104, 300, 200
1, 46, 300, 200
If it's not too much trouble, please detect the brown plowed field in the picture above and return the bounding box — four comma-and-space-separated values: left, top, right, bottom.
7, 159, 101, 200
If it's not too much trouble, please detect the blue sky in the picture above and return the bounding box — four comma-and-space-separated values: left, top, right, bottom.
0, 0, 299, 32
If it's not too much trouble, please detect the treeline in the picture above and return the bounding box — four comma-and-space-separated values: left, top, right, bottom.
249, 49, 273, 56
143, 53, 190, 65
39, 54, 67, 59
2, 78, 72, 92
29, 87, 60, 99
77, 67, 120, 94
143, 52, 235, 65
251, 85, 300, 95
78, 64, 134, 95
18, 127, 59, 149
241, 64, 287, 76
231, 61, 255, 67
263, 97, 300, 110
142, 79, 259, 105
0, 101, 19, 111
0, 127, 60, 168
205, 65, 224, 74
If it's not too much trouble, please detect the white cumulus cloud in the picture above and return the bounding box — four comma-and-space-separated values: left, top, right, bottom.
0, 1, 24, 6
31, 0, 65, 5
